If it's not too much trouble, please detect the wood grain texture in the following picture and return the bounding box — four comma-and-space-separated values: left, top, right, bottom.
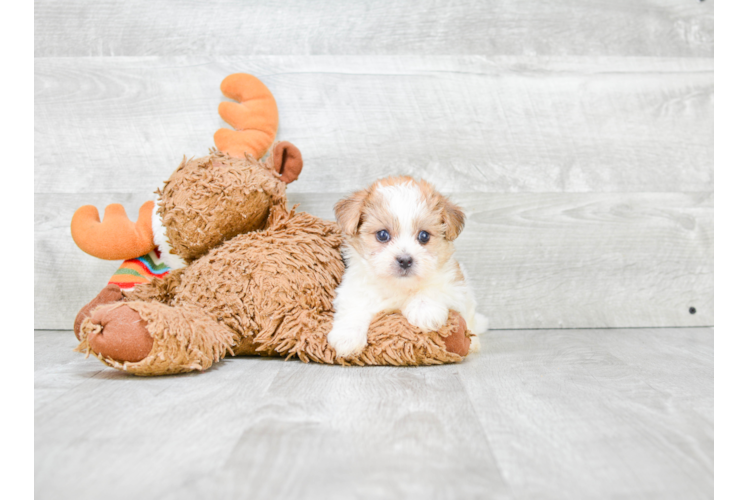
459, 328, 714, 500
35, 328, 713, 500
34, 5, 714, 332
221, 363, 509, 499
34, 56, 713, 194
35, 191, 713, 330
33, 0, 713, 58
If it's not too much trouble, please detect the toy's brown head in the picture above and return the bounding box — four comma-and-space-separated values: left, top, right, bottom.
156, 141, 302, 263
71, 73, 304, 264
71, 141, 303, 264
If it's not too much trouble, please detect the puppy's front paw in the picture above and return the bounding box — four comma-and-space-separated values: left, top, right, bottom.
403, 298, 449, 332
327, 324, 369, 358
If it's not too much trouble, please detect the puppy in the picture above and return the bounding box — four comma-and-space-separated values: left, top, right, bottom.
327, 176, 488, 358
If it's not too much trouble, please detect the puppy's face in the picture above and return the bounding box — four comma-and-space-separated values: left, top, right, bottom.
334, 176, 465, 281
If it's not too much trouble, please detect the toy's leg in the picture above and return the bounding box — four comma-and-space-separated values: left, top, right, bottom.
84, 303, 153, 362
73, 284, 124, 340
74, 266, 184, 340
77, 301, 237, 376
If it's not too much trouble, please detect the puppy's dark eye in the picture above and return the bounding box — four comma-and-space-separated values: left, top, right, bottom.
376, 230, 390, 242
418, 230, 430, 244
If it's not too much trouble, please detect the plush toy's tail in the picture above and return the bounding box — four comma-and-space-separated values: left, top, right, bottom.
213, 73, 279, 160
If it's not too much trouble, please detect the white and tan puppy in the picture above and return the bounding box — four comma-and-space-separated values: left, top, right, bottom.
327, 176, 488, 357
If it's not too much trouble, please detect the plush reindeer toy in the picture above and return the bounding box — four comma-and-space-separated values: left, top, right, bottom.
70, 73, 473, 376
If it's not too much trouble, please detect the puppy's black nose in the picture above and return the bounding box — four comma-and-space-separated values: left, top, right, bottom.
397, 255, 413, 269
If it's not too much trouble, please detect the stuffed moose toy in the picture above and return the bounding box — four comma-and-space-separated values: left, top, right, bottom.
70, 73, 473, 375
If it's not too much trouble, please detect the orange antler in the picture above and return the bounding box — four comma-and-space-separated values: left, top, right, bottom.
71, 202, 156, 260
214, 73, 278, 160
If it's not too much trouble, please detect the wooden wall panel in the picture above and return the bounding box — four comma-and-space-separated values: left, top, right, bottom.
35, 56, 713, 194
34, 0, 713, 58
34, 3, 713, 331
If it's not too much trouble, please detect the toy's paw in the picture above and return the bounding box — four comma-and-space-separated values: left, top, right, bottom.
74, 284, 124, 340
327, 323, 369, 358
443, 313, 471, 357
404, 298, 449, 332
83, 304, 153, 363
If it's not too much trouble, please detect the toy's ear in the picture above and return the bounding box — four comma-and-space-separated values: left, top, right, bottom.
334, 189, 368, 236
442, 198, 465, 241
271, 141, 303, 184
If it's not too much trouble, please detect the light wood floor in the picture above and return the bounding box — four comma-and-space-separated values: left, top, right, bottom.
35, 328, 713, 500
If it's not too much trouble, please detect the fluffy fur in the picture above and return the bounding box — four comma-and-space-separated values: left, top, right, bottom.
328, 176, 488, 358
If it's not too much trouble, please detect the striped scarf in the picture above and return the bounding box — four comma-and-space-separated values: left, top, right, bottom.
108, 249, 171, 291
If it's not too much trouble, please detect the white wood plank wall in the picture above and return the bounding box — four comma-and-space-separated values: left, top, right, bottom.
35, 0, 712, 57
34, 1, 713, 330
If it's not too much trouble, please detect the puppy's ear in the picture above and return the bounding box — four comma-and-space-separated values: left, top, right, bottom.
334, 189, 368, 236
443, 198, 465, 241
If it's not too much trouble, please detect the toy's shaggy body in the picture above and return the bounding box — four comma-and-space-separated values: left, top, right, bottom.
71, 74, 471, 375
